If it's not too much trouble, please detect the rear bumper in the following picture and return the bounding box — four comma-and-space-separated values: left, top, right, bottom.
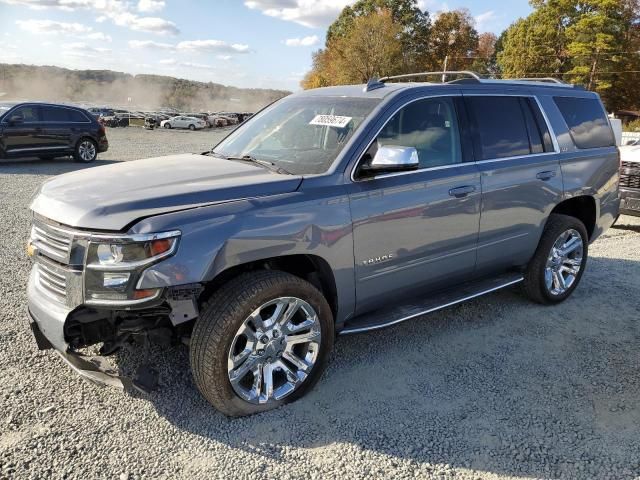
620, 187, 640, 217
98, 136, 109, 153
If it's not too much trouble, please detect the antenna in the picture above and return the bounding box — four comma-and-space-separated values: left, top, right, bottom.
363, 78, 386, 92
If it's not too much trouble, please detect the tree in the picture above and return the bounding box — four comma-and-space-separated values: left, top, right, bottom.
326, 0, 431, 71
471, 32, 498, 75
302, 9, 404, 88
497, 0, 640, 111
427, 9, 479, 71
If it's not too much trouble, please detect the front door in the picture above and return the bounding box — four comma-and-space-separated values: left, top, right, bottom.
348, 96, 481, 315
0, 105, 46, 156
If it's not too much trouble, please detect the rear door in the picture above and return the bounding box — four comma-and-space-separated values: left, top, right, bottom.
41, 106, 73, 150
463, 93, 563, 274
348, 94, 482, 314
0, 105, 46, 155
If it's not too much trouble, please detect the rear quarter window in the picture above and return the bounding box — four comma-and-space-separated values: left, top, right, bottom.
69, 109, 90, 122
554, 97, 614, 149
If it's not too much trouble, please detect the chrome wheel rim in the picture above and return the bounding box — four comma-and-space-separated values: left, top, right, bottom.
78, 141, 96, 161
544, 228, 584, 296
227, 297, 321, 405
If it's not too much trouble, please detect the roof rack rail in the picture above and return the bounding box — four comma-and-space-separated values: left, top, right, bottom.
379, 71, 481, 83
511, 77, 566, 84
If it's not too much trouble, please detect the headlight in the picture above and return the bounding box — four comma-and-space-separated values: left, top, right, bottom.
84, 230, 180, 305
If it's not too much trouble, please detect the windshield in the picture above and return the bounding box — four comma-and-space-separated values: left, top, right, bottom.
212, 96, 380, 175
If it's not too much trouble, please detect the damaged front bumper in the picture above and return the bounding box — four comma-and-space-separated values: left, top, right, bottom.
29, 320, 139, 390
27, 268, 164, 393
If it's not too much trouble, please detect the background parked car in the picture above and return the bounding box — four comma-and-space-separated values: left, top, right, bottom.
619, 145, 640, 217
160, 116, 207, 130
0, 101, 108, 162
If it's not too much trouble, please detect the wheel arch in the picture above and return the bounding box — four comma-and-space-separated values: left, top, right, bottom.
549, 195, 597, 240
202, 254, 339, 320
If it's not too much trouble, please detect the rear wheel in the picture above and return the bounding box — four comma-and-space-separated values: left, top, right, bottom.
164, 123, 171, 129
188, 124, 195, 131
73, 138, 97, 163
190, 271, 334, 416
522, 213, 588, 304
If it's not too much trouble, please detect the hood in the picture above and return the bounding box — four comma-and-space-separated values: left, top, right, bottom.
31, 153, 303, 231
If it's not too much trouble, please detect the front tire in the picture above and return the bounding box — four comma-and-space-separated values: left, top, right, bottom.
522, 213, 589, 304
190, 271, 334, 417
164, 123, 171, 129
188, 124, 195, 131
73, 138, 97, 163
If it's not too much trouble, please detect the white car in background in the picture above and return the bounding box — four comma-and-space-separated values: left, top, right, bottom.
160, 116, 207, 130
619, 144, 640, 217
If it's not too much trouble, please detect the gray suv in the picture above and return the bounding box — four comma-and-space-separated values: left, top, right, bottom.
27, 72, 620, 416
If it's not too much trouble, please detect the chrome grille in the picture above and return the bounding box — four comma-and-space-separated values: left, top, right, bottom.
620, 161, 640, 190
36, 258, 68, 302
31, 220, 74, 264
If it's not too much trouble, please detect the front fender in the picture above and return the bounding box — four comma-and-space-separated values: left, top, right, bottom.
132, 186, 356, 325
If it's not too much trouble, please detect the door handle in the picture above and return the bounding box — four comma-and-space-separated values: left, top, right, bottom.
448, 185, 476, 198
536, 170, 556, 181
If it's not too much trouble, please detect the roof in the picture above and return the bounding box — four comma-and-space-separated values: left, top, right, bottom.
295, 78, 594, 101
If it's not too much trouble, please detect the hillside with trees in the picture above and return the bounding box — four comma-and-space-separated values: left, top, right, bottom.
0, 64, 289, 112
302, 0, 640, 112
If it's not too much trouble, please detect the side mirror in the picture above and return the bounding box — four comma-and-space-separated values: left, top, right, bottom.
8, 115, 23, 125
360, 145, 419, 176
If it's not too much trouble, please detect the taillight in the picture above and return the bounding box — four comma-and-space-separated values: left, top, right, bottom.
98, 124, 106, 135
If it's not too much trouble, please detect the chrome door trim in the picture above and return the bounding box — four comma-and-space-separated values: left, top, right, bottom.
9, 146, 69, 153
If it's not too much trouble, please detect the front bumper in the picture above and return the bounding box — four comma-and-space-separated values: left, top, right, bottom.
620, 187, 640, 217
27, 268, 153, 392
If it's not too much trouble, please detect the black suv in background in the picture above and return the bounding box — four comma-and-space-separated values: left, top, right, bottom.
0, 102, 108, 162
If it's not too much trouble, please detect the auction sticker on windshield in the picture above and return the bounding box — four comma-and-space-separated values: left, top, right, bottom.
309, 115, 352, 128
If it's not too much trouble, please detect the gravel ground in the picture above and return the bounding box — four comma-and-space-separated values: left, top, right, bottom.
1, 127, 640, 480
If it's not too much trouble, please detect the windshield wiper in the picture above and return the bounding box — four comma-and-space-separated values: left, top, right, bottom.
225, 154, 291, 175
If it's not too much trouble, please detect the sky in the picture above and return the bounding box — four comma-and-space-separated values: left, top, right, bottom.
0, 0, 534, 91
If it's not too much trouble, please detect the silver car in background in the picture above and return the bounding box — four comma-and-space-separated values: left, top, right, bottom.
160, 115, 207, 130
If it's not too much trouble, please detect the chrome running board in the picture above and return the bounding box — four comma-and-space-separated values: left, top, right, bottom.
340, 273, 524, 335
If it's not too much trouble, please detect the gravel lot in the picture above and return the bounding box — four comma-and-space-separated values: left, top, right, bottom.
1, 127, 640, 480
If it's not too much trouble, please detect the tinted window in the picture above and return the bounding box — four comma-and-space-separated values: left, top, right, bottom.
69, 109, 89, 122
521, 98, 544, 154
528, 98, 554, 152
10, 105, 40, 122
466, 96, 531, 160
554, 96, 614, 149
373, 97, 462, 169
42, 107, 70, 122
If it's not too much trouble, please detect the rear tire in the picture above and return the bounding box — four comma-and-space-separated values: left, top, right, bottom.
164, 123, 171, 129
73, 138, 97, 163
522, 213, 589, 304
188, 124, 195, 131
190, 271, 334, 417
